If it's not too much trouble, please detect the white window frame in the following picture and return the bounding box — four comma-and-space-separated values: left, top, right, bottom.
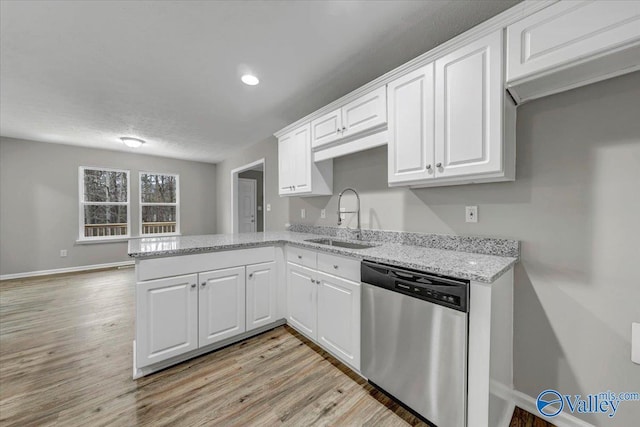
139, 171, 180, 237
78, 166, 131, 241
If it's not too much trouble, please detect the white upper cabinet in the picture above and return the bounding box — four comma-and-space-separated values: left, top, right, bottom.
341, 86, 387, 139
434, 30, 504, 179
311, 86, 387, 150
507, 0, 640, 102
387, 64, 435, 184
278, 123, 332, 197
388, 30, 511, 187
311, 109, 342, 149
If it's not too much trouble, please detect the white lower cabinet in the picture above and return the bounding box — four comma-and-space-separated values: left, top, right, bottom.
286, 263, 317, 340
198, 266, 246, 347
136, 274, 199, 368
246, 261, 277, 331
135, 248, 279, 372
316, 271, 361, 371
286, 248, 361, 371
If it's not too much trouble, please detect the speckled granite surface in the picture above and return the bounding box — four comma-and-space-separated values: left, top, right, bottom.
288, 224, 520, 258
128, 231, 518, 283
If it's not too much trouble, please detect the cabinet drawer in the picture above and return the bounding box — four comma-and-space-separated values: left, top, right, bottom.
286, 246, 317, 268
317, 252, 360, 283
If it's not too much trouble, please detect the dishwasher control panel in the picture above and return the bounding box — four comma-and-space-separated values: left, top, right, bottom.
362, 260, 469, 313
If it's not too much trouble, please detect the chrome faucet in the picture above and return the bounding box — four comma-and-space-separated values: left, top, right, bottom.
337, 187, 361, 239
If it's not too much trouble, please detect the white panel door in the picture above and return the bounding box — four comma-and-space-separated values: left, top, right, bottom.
507, 1, 640, 82
246, 261, 277, 331
316, 271, 361, 371
311, 108, 342, 149
278, 131, 295, 195
198, 266, 246, 347
291, 124, 312, 194
435, 30, 503, 179
387, 63, 435, 184
341, 86, 387, 138
286, 263, 317, 340
238, 178, 257, 233
136, 274, 198, 368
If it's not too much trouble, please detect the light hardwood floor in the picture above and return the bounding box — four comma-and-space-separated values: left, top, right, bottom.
0, 268, 428, 426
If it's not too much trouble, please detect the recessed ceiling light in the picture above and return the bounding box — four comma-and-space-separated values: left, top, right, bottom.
241, 74, 259, 86
120, 137, 145, 148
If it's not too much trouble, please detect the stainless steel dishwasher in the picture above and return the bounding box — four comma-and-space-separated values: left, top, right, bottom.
361, 260, 469, 427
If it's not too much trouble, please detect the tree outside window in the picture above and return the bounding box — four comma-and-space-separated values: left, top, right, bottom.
140, 173, 179, 235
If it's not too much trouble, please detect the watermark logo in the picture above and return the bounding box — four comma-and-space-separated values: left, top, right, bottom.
537, 389, 564, 417
536, 389, 640, 419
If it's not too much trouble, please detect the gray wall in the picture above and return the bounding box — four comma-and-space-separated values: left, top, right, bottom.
238, 169, 264, 232
216, 136, 289, 234
290, 72, 640, 426
0, 137, 217, 276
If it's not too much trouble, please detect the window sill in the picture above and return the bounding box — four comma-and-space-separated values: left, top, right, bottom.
75, 238, 130, 245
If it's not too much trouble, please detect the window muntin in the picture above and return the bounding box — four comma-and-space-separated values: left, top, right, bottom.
139, 172, 180, 235
79, 167, 130, 239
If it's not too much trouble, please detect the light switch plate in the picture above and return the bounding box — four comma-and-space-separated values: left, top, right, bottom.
60, 249, 67, 257
633, 322, 640, 364
301, 208, 306, 219
266, 204, 271, 212
466, 206, 478, 223
320, 209, 326, 219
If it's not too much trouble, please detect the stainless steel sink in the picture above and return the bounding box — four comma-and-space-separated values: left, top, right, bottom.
304, 238, 378, 250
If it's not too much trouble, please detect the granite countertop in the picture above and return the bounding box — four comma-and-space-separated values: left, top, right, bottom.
128, 231, 518, 283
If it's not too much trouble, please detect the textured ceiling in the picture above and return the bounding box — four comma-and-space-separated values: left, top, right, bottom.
0, 0, 520, 163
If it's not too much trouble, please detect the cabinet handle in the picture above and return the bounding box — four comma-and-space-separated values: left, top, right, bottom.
342, 126, 346, 131
336, 129, 340, 134
249, 273, 253, 279
436, 162, 442, 168
298, 255, 302, 259
310, 278, 314, 283
201, 282, 206, 287
191, 283, 196, 288
426, 164, 432, 170
333, 265, 339, 269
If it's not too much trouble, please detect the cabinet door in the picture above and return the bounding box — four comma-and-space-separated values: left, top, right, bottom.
291, 124, 312, 194
387, 64, 435, 184
311, 109, 342, 149
435, 30, 503, 179
342, 86, 387, 138
278, 131, 295, 195
286, 263, 317, 340
316, 271, 360, 371
136, 274, 198, 368
198, 266, 246, 347
507, 1, 640, 82
246, 261, 277, 331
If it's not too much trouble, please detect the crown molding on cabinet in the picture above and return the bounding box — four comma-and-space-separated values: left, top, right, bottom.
274, 0, 557, 139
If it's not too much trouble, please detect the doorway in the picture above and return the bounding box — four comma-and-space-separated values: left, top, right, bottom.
231, 159, 265, 233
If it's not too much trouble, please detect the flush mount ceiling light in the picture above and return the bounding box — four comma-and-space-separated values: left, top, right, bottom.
241, 74, 259, 86
120, 137, 145, 148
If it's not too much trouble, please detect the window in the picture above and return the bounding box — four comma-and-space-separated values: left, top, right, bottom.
140, 172, 179, 235
79, 167, 130, 240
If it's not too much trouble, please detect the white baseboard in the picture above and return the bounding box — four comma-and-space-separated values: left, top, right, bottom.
0, 260, 135, 281
490, 380, 595, 427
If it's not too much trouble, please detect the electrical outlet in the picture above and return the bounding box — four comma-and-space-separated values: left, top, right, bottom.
465, 206, 478, 223
633, 323, 640, 365
320, 209, 326, 219
266, 204, 271, 212
60, 249, 67, 257
340, 207, 346, 221
301, 208, 306, 219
